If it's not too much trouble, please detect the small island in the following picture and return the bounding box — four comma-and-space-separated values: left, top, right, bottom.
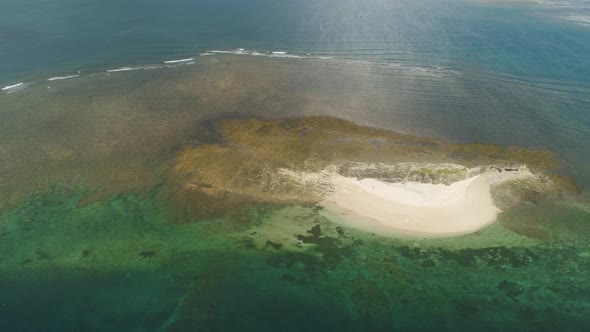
167, 116, 574, 237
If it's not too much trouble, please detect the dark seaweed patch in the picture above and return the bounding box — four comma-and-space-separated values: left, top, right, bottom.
265, 240, 283, 250
266, 251, 322, 273
139, 250, 157, 259
35, 250, 49, 260
241, 237, 257, 249
398, 245, 537, 269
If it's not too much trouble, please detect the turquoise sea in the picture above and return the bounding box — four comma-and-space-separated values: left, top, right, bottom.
1, 0, 590, 331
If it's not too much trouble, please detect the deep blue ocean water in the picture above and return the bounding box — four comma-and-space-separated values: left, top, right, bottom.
2, 0, 590, 81
1, 0, 590, 331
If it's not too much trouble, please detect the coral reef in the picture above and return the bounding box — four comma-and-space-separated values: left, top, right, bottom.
165, 116, 574, 220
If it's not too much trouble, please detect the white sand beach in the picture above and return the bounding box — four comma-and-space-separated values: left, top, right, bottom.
282, 163, 535, 237
323, 174, 500, 237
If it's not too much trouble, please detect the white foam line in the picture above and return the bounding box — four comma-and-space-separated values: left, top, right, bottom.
163, 58, 194, 64
140, 65, 164, 70
47, 75, 79, 81
106, 67, 135, 73
208, 49, 335, 61
5, 48, 462, 92
210, 50, 236, 55
269, 53, 302, 59
2, 82, 24, 91
106, 65, 164, 73
382, 63, 462, 76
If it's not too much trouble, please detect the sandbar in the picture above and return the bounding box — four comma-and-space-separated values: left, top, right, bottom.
320, 173, 505, 237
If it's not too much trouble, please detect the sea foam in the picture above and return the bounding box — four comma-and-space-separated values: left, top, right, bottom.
2, 82, 24, 91
1, 82, 27, 93
207, 48, 333, 60
48, 75, 79, 81
106, 65, 163, 73
163, 58, 194, 64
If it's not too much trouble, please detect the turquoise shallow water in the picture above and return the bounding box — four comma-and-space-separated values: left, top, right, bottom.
1, 186, 589, 331
1, 0, 590, 331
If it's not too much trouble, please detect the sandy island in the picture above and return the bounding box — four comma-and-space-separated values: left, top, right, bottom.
169, 117, 570, 238
323, 174, 499, 237
282, 164, 536, 237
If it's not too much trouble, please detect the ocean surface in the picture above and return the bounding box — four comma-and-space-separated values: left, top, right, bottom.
1, 0, 590, 331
